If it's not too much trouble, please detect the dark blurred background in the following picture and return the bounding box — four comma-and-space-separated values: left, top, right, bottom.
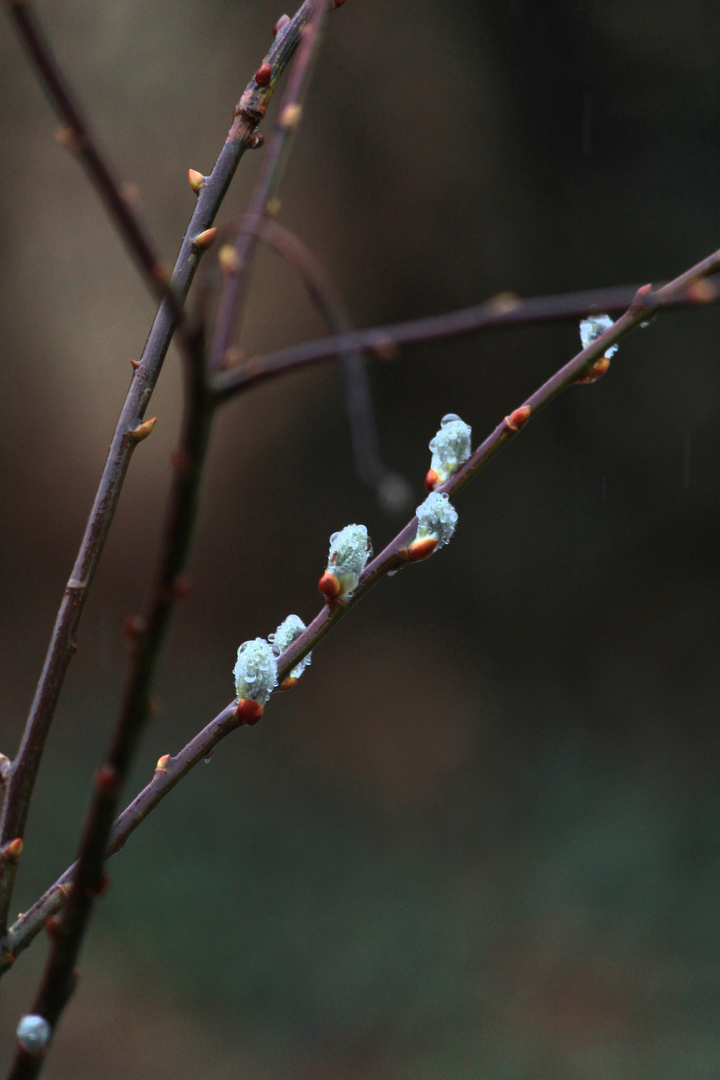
1, 0, 719, 1076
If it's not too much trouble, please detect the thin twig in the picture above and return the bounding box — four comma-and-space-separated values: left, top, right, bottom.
0, 0, 341, 948
208, 0, 328, 373
255, 219, 411, 507
7, 243, 717, 979
4, 0, 178, 313
211, 273, 720, 400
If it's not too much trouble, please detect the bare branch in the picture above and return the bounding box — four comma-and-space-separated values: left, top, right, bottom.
211, 273, 720, 401
208, 0, 328, 373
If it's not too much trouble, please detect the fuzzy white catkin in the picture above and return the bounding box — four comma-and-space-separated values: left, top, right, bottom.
579, 314, 618, 357
326, 524, 372, 599
233, 638, 278, 706
415, 491, 458, 548
270, 614, 312, 681
428, 414, 472, 483
16, 1015, 52, 1056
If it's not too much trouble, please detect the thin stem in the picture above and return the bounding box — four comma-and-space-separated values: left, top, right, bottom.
211, 273, 720, 401
208, 0, 328, 373
5, 0, 176, 312
0, 0, 338, 946
256, 219, 410, 504
7, 242, 717, 979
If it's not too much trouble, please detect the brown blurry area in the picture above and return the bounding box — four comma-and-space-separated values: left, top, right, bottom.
1, 0, 719, 1077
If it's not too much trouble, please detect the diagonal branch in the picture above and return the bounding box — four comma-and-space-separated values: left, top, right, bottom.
208, 0, 328, 373
5, 0, 176, 312
0, 0, 344, 947
210, 273, 720, 400
5, 241, 716, 980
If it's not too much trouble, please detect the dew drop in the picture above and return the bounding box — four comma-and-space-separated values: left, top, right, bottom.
203, 751, 214, 765
440, 413, 462, 426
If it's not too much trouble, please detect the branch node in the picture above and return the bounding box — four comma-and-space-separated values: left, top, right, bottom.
187, 168, 206, 195
254, 63, 273, 87
576, 356, 611, 384
130, 416, 157, 442
504, 405, 531, 431
154, 754, 172, 774
54, 124, 84, 153
1, 838, 23, 864
192, 227, 218, 252
235, 699, 265, 726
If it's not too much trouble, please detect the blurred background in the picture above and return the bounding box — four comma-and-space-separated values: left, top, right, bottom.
1, 0, 719, 1076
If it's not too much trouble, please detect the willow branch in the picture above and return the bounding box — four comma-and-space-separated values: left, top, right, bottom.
0, 0, 341, 947
208, 0, 328, 373
211, 273, 720, 400
3, 0, 182, 312
7, 242, 717, 981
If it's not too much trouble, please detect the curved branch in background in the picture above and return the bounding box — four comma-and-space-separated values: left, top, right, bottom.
0, 0, 343, 954
211, 273, 720, 400
257, 219, 413, 511
6, 242, 718, 979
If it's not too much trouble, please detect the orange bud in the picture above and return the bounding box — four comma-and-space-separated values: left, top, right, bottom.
425, 468, 440, 492
235, 699, 264, 726
407, 536, 439, 562
505, 405, 531, 431
576, 356, 611, 384
318, 571, 342, 602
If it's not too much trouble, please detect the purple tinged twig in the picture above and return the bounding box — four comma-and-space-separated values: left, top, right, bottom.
0, 0, 343, 986
3, 5, 349, 1076
4, 0, 179, 314
210, 274, 720, 400
208, 0, 328, 374
5, 243, 719, 979
250, 219, 411, 507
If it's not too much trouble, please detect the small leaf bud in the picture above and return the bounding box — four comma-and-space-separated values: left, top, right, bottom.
270, 614, 311, 684
427, 414, 472, 488
579, 314, 618, 358
408, 491, 458, 561
16, 1015, 52, 1058
130, 417, 157, 443
188, 168, 205, 194
319, 524, 372, 601
233, 638, 278, 707
254, 63, 272, 87
193, 227, 218, 251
